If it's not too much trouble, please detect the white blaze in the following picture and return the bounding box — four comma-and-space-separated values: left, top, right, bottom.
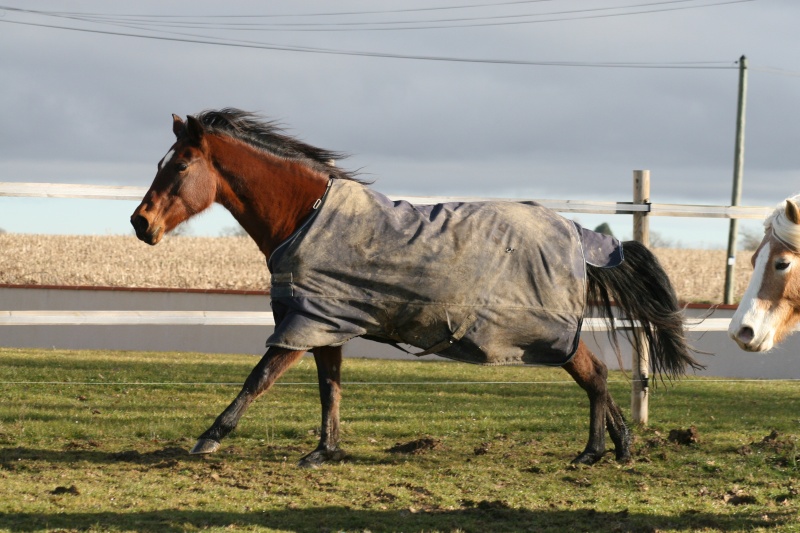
158, 149, 175, 170
729, 241, 776, 351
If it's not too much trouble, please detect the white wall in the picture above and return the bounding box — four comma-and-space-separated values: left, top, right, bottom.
2, 286, 797, 379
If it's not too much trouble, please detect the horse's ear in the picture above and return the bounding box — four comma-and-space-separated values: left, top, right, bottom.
786, 199, 800, 225
172, 114, 185, 139
186, 115, 205, 145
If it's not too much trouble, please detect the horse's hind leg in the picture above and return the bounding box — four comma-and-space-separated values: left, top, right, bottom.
190, 347, 305, 454
605, 393, 631, 463
562, 341, 631, 464
298, 345, 346, 468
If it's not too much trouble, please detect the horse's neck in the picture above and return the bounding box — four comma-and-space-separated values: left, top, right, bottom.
209, 137, 330, 257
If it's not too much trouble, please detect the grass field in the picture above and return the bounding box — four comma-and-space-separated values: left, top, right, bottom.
1, 348, 799, 532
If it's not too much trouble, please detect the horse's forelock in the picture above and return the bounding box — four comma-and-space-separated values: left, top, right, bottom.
767, 194, 800, 251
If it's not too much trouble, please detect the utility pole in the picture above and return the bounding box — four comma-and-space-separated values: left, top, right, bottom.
724, 55, 748, 305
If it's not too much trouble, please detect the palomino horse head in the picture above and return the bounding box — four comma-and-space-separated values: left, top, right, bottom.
131, 115, 218, 245
729, 197, 800, 352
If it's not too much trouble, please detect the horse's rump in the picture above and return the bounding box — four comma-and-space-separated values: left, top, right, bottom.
267, 179, 621, 366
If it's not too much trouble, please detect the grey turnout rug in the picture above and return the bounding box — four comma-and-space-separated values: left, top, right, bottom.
266, 179, 622, 366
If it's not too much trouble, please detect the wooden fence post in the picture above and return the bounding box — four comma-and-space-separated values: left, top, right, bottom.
632, 170, 650, 425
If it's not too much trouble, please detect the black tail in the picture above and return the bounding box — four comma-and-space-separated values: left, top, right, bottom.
586, 240, 704, 380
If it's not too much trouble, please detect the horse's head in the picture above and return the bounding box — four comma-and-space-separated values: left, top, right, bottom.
729, 198, 800, 351
131, 114, 217, 245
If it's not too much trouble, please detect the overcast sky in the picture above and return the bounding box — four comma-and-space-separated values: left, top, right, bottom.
1, 0, 798, 247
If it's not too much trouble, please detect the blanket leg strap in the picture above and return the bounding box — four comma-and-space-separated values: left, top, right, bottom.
393, 313, 477, 357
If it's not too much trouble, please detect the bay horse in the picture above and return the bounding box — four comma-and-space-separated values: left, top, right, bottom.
730, 195, 800, 352
131, 108, 701, 467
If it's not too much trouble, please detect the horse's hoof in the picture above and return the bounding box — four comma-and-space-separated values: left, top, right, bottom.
297, 448, 346, 468
615, 450, 633, 463
571, 451, 602, 465
190, 439, 220, 455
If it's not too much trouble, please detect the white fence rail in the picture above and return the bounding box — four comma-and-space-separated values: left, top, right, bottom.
0, 310, 276, 327
0, 311, 734, 332
0, 181, 773, 219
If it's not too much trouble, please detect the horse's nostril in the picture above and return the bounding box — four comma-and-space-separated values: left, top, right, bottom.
737, 326, 755, 344
131, 214, 149, 235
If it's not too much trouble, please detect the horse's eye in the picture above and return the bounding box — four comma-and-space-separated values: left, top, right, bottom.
776, 261, 791, 271
176, 162, 188, 172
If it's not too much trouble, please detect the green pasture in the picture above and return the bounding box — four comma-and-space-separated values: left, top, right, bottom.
0, 347, 799, 532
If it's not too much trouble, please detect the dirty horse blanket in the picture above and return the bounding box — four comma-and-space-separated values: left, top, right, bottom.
266, 179, 622, 366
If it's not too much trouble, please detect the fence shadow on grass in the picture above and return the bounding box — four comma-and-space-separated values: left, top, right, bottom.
0, 506, 788, 533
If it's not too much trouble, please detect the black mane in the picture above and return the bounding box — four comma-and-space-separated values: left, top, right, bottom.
194, 108, 362, 182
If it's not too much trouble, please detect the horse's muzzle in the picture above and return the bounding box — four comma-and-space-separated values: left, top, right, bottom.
730, 324, 772, 352
731, 325, 756, 351
131, 213, 163, 245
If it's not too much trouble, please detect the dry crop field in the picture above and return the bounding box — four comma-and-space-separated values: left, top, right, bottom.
0, 233, 755, 303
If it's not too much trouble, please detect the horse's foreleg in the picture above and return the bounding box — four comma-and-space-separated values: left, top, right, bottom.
190, 347, 305, 454
563, 341, 631, 464
298, 345, 345, 468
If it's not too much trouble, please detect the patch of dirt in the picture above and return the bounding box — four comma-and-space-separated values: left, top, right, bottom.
668, 426, 699, 446
723, 487, 757, 506
736, 445, 753, 456
639, 430, 667, 449
738, 430, 800, 468
775, 484, 799, 505
372, 489, 398, 503
387, 437, 442, 455
64, 440, 101, 451
473, 442, 491, 455
50, 485, 80, 496
460, 499, 513, 511
740, 430, 795, 454
757, 430, 788, 452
